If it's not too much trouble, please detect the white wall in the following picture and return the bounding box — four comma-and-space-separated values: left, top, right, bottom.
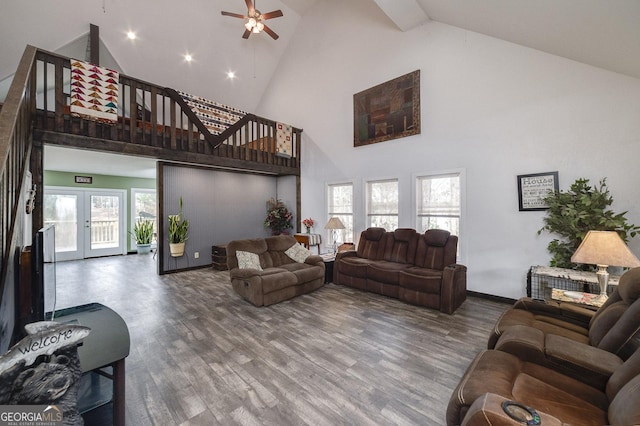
257, 0, 640, 299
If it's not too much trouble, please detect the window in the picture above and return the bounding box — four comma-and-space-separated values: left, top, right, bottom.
367, 179, 398, 231
416, 173, 460, 236
327, 183, 354, 245
131, 188, 157, 247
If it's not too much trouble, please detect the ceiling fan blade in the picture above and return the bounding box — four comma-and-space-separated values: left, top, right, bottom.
242, 29, 252, 39
262, 24, 279, 40
245, 0, 255, 14
261, 10, 283, 20
221, 11, 246, 19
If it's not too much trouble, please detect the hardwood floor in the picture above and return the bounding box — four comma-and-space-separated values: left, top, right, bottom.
55, 255, 510, 425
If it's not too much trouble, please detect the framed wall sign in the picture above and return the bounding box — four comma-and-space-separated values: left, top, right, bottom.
75, 175, 93, 184
517, 171, 559, 211
353, 70, 420, 147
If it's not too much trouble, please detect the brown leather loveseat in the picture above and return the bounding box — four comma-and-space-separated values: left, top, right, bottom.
333, 227, 467, 314
227, 235, 325, 306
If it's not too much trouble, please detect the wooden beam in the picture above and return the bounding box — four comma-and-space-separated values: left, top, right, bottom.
34, 130, 301, 176
30, 141, 44, 236
90, 24, 99, 65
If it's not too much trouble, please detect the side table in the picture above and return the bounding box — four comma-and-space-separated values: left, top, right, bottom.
528, 265, 620, 300
54, 303, 130, 426
294, 233, 322, 254
551, 288, 604, 309
320, 253, 335, 283
212, 244, 228, 270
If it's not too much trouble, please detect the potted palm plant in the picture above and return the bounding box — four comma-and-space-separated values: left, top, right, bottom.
131, 219, 154, 254
168, 197, 189, 257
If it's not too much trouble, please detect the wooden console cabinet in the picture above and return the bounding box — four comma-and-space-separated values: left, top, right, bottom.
212, 244, 228, 270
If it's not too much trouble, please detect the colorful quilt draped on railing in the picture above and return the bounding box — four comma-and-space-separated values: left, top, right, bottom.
276, 122, 293, 158
70, 59, 119, 123
178, 91, 246, 135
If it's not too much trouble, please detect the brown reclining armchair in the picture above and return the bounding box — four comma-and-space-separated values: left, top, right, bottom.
447, 347, 640, 425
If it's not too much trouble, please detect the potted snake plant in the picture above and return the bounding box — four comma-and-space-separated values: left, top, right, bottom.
168, 197, 189, 257
131, 219, 154, 254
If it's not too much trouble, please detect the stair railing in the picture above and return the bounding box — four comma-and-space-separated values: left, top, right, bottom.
0, 45, 37, 347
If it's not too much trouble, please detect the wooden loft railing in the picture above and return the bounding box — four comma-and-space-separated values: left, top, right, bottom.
31, 48, 302, 176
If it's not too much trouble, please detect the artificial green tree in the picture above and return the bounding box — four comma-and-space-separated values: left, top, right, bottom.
538, 178, 639, 269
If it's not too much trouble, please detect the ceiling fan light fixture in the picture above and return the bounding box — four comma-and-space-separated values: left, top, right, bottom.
245, 17, 257, 31
222, 0, 282, 40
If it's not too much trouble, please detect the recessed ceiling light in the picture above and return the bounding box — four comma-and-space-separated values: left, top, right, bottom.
227, 71, 236, 79
184, 54, 193, 62
127, 31, 136, 40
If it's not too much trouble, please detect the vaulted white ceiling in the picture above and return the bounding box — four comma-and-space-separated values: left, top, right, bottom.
1, 0, 639, 177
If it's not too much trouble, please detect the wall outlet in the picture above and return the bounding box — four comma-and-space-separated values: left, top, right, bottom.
194, 251, 199, 259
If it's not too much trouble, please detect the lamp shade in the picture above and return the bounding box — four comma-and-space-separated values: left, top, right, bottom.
324, 217, 345, 230
571, 230, 640, 267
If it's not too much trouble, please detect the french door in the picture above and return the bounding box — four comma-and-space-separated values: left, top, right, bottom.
44, 187, 127, 261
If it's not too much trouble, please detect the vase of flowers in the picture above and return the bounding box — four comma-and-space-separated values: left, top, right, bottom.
264, 198, 293, 235
302, 217, 314, 234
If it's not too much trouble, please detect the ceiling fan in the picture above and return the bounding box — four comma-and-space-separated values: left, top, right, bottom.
221, 0, 283, 40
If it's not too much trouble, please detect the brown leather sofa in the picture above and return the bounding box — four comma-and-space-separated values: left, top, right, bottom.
227, 235, 325, 306
447, 347, 640, 425
333, 227, 467, 314
488, 267, 640, 349
487, 267, 640, 388
447, 267, 640, 425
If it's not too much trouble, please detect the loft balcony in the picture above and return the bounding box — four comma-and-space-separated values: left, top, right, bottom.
26, 46, 302, 176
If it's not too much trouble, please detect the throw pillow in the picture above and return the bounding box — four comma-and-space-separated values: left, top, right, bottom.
236, 250, 262, 270
285, 243, 311, 263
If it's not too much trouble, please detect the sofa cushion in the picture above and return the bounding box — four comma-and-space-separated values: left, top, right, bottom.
510, 373, 607, 425
490, 309, 590, 346
606, 346, 640, 402
368, 261, 412, 285
590, 268, 640, 357
227, 238, 268, 270
608, 374, 640, 426
280, 262, 325, 283
447, 350, 609, 426
414, 229, 457, 270
618, 267, 640, 302
285, 243, 311, 263
399, 267, 443, 293
339, 256, 377, 278
382, 228, 418, 264
424, 229, 450, 246
588, 300, 629, 348
236, 250, 262, 270
356, 227, 387, 260
265, 235, 300, 267
261, 269, 298, 294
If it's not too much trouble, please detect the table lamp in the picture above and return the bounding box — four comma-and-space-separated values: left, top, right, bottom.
571, 230, 640, 302
325, 217, 345, 253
